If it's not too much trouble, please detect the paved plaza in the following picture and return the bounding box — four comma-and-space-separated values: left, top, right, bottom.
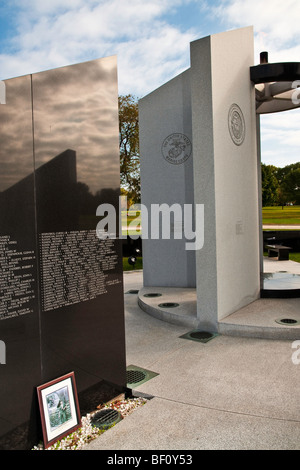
85, 266, 300, 451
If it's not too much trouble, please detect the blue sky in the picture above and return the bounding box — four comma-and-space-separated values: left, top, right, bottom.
0, 0, 299, 168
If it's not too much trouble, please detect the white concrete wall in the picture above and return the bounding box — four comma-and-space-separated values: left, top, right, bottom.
139, 26, 260, 328
139, 70, 196, 287
191, 26, 260, 326
190, 35, 218, 330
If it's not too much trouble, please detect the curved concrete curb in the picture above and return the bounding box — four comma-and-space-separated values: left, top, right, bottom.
138, 286, 300, 340
138, 287, 199, 329
218, 320, 300, 340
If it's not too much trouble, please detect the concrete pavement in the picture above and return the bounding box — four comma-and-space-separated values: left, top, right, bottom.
137, 257, 300, 339
84, 269, 300, 451
263, 225, 300, 230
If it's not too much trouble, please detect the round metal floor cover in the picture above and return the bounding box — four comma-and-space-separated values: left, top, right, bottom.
91, 409, 122, 429
275, 318, 299, 325
126, 369, 147, 385
189, 331, 214, 340
158, 302, 179, 308
144, 293, 162, 298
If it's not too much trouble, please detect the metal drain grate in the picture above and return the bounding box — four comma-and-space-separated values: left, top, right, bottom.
126, 369, 147, 384
126, 365, 159, 387
180, 330, 218, 343
275, 318, 300, 325
190, 331, 214, 340
91, 408, 122, 429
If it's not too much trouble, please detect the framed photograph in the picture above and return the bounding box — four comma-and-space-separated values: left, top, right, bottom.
37, 372, 81, 448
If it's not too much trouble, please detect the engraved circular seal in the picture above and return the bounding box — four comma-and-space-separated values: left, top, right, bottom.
228, 104, 245, 146
161, 133, 192, 165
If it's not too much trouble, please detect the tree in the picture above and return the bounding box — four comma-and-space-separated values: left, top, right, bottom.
119, 94, 140, 205
277, 163, 300, 205
261, 162, 300, 207
276, 162, 300, 183
261, 163, 279, 206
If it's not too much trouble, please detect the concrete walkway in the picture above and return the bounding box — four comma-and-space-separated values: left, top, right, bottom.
84, 269, 300, 451
263, 225, 300, 230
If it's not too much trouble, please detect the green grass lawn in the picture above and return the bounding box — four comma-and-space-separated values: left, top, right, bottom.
262, 205, 300, 225
124, 207, 300, 227
290, 252, 300, 263
262, 206, 300, 263
123, 257, 143, 271
124, 206, 300, 227
121, 209, 300, 267
121, 211, 142, 236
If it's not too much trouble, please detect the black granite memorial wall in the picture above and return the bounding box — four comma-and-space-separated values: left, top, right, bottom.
0, 57, 126, 449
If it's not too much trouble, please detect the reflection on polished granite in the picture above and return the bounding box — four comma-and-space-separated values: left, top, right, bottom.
262, 258, 300, 297
263, 257, 300, 275
262, 272, 300, 290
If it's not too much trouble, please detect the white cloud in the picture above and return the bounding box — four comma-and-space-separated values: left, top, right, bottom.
13, 0, 86, 16
214, 0, 300, 62
115, 26, 195, 96
260, 108, 300, 166
0, 0, 199, 96
1, 0, 299, 168
214, 0, 300, 167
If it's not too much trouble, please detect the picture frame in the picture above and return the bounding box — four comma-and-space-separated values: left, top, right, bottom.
37, 371, 81, 449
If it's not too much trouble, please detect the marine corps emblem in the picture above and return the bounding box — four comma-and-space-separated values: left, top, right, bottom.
161, 133, 192, 165
228, 104, 245, 146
